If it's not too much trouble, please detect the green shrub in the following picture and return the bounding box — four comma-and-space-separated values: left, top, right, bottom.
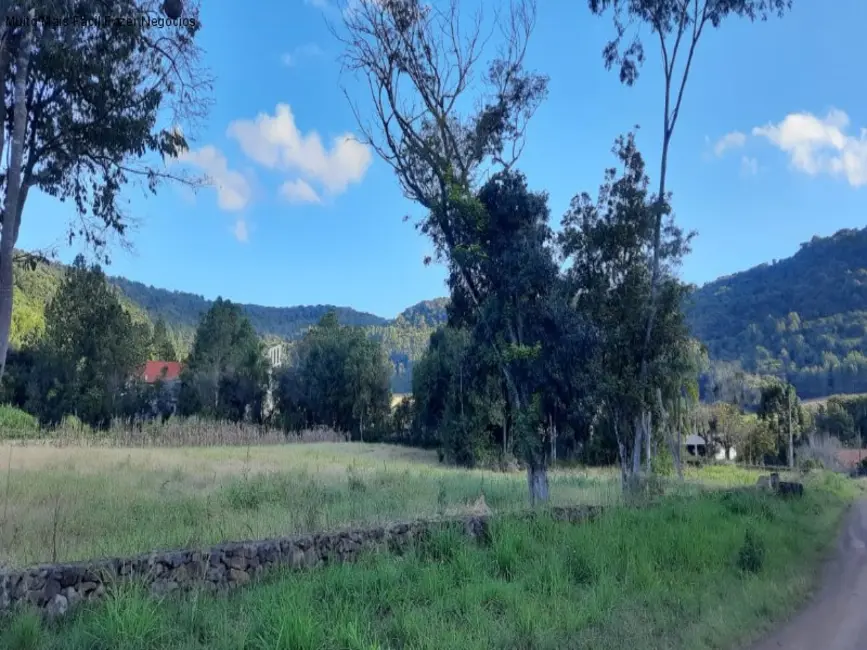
0, 404, 39, 439
800, 457, 824, 471
737, 528, 765, 573
651, 446, 675, 477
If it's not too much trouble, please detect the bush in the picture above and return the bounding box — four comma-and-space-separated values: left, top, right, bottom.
0, 404, 38, 429
0, 404, 39, 439
737, 528, 765, 573
800, 457, 824, 472
651, 446, 675, 477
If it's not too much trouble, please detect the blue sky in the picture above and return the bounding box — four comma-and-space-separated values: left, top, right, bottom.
18, 0, 867, 318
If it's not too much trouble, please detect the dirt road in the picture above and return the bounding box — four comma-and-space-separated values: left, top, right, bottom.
748, 499, 867, 650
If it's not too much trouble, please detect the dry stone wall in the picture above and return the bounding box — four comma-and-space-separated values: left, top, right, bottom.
0, 505, 602, 618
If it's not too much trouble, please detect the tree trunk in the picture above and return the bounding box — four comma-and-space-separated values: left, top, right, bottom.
501, 361, 550, 504
632, 415, 643, 478
503, 410, 508, 458
359, 410, 364, 443
527, 462, 549, 506
0, 16, 33, 379
787, 391, 794, 468
657, 390, 683, 481
549, 414, 557, 464
613, 415, 629, 491
644, 410, 652, 473
502, 384, 509, 458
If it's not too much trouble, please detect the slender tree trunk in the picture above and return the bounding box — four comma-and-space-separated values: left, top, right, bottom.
503, 410, 508, 458
549, 414, 557, 464
632, 415, 642, 478
787, 390, 794, 468
0, 15, 33, 379
644, 410, 652, 473
614, 416, 629, 490
657, 389, 683, 481
499, 333, 549, 504
527, 462, 549, 506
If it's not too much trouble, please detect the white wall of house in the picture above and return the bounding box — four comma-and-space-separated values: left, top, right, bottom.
267, 344, 285, 369
684, 434, 737, 461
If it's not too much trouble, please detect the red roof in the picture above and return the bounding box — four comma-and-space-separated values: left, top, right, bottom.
836, 449, 867, 469
142, 361, 182, 383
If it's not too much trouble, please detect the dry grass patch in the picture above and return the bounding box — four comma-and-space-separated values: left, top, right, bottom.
0, 442, 627, 567
0, 434, 788, 569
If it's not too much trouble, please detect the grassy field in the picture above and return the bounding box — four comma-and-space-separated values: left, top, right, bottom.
1, 470, 860, 650
0, 439, 774, 568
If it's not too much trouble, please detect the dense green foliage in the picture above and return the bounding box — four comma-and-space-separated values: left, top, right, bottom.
811, 394, 867, 448
0, 0, 208, 382
395, 297, 449, 328
687, 227, 867, 399
12, 257, 152, 428
274, 311, 393, 439
14, 227, 867, 402
178, 298, 269, 423
10, 257, 437, 391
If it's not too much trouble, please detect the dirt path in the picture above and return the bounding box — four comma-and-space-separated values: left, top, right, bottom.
748, 499, 867, 650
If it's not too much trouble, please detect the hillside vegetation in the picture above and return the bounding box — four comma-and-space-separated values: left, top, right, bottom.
11, 226, 867, 399
9, 254, 441, 392
686, 227, 867, 399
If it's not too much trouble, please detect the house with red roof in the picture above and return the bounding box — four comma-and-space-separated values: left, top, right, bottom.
142, 361, 183, 384
137, 361, 183, 421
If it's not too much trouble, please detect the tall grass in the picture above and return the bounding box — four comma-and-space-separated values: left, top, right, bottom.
0, 442, 625, 567
1, 482, 857, 650
0, 411, 347, 447
0, 439, 808, 568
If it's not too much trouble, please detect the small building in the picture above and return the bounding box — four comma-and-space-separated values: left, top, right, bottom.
834, 449, 867, 471
266, 343, 285, 369
684, 434, 737, 461
139, 361, 183, 421
142, 361, 182, 384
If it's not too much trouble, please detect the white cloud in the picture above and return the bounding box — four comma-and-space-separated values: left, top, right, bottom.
281, 43, 324, 67
753, 108, 867, 187
304, 0, 342, 17
175, 146, 252, 211
233, 218, 249, 243
280, 179, 321, 204
740, 156, 759, 177
227, 103, 372, 197
713, 131, 746, 157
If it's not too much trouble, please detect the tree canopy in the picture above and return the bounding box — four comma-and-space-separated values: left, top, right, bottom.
178, 298, 268, 422
273, 311, 392, 439
25, 255, 150, 427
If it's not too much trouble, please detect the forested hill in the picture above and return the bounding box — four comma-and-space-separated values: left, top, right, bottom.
9, 255, 444, 393
686, 227, 867, 399
109, 276, 390, 340
12, 226, 867, 399
110, 278, 449, 393
395, 298, 449, 328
